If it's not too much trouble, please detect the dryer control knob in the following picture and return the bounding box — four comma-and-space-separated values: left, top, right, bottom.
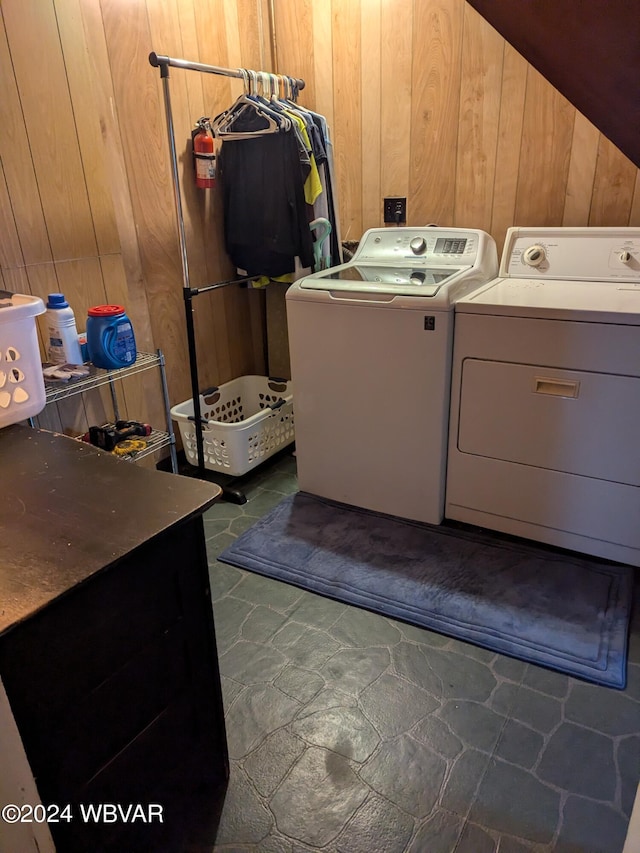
619, 250, 632, 263
523, 244, 546, 267
410, 237, 427, 254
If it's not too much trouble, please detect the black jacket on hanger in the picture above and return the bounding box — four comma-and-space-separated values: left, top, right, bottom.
218, 112, 314, 277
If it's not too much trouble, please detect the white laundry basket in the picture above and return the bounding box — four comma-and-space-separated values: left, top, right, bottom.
171, 375, 294, 476
0, 292, 46, 427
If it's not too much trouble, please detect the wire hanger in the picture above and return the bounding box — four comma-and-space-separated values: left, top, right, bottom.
211, 68, 286, 139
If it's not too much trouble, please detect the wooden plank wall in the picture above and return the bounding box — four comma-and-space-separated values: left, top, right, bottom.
3, 0, 640, 446
0, 0, 268, 441
274, 0, 640, 253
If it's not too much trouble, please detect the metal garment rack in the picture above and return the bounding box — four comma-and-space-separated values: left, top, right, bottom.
148, 52, 305, 500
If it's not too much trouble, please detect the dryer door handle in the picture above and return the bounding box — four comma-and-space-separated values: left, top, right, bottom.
533, 377, 580, 398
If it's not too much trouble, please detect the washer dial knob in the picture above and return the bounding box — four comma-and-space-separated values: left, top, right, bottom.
523, 244, 546, 267
619, 250, 632, 263
409, 237, 427, 255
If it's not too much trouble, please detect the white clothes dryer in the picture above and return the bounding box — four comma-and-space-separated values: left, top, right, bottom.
286, 227, 498, 524
446, 226, 640, 566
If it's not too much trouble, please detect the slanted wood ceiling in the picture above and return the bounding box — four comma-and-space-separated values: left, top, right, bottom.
273, 0, 640, 253
466, 0, 640, 170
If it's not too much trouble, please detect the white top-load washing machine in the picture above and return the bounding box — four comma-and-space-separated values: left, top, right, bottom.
286, 227, 498, 524
446, 226, 640, 566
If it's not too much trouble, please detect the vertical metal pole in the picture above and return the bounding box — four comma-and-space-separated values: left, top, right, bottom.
267, 0, 279, 72
108, 377, 120, 422
157, 348, 179, 474
159, 64, 206, 477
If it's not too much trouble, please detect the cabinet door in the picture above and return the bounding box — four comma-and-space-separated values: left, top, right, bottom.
0, 516, 227, 853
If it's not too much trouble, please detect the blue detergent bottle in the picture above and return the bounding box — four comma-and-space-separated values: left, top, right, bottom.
86, 305, 137, 369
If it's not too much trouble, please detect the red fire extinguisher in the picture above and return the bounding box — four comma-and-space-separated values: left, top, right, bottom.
192, 117, 216, 189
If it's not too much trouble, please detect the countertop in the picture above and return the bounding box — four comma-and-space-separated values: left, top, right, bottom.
0, 425, 221, 636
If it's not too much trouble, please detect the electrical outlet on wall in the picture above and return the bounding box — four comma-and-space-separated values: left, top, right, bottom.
383, 197, 407, 224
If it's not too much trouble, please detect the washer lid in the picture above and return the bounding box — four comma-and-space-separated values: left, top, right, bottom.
456, 277, 640, 324
299, 264, 465, 297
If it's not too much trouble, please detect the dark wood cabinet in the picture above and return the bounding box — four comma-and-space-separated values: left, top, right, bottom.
0, 426, 228, 852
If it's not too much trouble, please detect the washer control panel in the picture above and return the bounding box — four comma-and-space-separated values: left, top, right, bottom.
354, 227, 487, 267
298, 227, 498, 299
502, 227, 640, 282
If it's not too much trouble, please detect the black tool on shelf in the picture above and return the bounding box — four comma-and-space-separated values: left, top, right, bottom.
86, 420, 153, 452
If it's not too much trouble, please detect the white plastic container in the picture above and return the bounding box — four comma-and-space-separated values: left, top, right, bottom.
0, 291, 46, 427
170, 375, 294, 476
44, 293, 83, 364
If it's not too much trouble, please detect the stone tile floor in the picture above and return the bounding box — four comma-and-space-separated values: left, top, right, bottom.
195, 450, 640, 853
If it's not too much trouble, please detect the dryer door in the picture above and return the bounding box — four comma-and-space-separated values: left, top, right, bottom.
456, 359, 640, 487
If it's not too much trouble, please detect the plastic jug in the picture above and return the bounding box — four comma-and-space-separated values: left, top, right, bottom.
45, 293, 83, 364
86, 305, 136, 370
